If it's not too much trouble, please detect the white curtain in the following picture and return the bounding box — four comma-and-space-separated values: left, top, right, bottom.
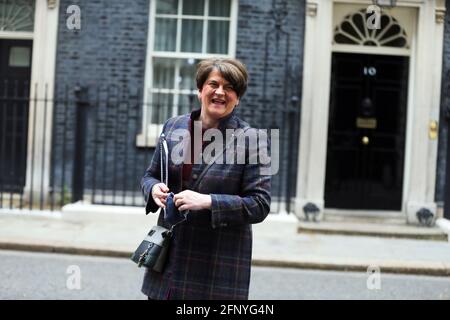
181, 19, 203, 53
183, 0, 204, 15
209, 0, 231, 17
156, 0, 178, 14
207, 20, 229, 54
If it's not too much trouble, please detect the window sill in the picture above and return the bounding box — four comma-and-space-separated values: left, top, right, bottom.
136, 124, 164, 148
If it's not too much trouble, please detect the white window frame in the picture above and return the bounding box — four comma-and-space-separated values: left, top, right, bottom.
137, 0, 239, 147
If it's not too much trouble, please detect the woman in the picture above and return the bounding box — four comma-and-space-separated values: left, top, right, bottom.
140, 57, 271, 300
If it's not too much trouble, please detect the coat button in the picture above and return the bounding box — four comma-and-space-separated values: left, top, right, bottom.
192, 173, 198, 180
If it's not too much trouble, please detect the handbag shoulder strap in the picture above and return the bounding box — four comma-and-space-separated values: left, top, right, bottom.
159, 133, 169, 187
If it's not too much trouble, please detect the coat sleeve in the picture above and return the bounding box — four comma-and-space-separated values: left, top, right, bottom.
140, 121, 169, 214
209, 129, 272, 228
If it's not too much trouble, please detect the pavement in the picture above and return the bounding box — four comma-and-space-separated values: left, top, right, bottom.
1, 202, 450, 276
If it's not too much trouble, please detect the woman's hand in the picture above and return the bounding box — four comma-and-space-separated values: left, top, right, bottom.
151, 183, 169, 209
173, 190, 212, 211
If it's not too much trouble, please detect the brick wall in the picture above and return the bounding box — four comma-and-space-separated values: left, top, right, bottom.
52, 0, 306, 203
53, 0, 151, 200
235, 0, 305, 200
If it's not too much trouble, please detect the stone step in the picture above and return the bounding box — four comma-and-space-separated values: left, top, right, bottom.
297, 216, 448, 241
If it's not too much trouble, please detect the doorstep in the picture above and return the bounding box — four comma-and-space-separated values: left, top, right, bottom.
297, 214, 448, 241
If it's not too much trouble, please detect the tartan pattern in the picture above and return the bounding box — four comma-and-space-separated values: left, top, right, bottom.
140, 109, 271, 300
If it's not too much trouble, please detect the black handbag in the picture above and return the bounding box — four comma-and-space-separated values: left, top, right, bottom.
131, 216, 187, 272
131, 225, 172, 272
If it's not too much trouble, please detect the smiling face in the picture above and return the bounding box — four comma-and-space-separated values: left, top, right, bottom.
198, 69, 239, 122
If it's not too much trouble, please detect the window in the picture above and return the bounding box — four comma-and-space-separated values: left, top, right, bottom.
333, 10, 408, 48
9, 46, 31, 67
138, 0, 237, 147
0, 0, 35, 32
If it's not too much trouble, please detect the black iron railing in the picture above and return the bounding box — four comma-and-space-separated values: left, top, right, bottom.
0, 83, 299, 213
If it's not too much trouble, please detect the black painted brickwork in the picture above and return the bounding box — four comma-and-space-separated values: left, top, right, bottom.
51, 0, 306, 203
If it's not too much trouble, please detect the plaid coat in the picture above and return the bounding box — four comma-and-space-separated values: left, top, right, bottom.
140, 109, 271, 300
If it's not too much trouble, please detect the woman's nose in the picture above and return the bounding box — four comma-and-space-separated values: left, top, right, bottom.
215, 86, 225, 95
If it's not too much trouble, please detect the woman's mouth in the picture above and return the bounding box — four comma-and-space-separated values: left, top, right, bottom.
211, 98, 226, 106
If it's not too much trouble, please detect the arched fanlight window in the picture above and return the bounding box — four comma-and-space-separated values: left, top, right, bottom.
334, 9, 408, 48
0, 0, 35, 32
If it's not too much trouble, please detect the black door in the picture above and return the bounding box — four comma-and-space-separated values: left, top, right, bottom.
0, 39, 32, 192
325, 53, 409, 211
